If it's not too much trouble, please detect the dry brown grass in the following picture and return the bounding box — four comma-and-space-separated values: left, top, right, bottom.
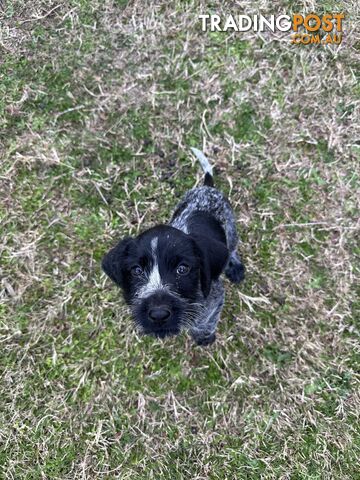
0, 0, 359, 478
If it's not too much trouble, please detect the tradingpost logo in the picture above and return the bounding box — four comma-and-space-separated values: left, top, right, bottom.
199, 13, 345, 45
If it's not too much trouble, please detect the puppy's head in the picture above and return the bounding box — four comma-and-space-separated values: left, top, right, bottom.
102, 225, 228, 338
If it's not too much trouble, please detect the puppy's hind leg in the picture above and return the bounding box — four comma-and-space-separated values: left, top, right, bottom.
225, 251, 245, 284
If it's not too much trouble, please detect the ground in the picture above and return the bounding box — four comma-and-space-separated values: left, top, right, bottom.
0, 1, 359, 479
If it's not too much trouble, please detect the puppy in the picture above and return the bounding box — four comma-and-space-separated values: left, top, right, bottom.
102, 149, 244, 345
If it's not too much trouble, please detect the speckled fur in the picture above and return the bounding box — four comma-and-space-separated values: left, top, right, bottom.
102, 152, 244, 345
170, 186, 243, 344
170, 186, 239, 251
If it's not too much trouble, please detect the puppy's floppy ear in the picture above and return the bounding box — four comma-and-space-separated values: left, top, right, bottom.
191, 234, 229, 298
102, 237, 135, 287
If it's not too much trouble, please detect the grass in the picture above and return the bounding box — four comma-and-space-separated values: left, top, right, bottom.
0, 0, 359, 478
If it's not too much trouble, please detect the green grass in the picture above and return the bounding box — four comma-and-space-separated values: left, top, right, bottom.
0, 0, 359, 478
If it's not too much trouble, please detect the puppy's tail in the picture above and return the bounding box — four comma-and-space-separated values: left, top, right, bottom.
190, 147, 214, 187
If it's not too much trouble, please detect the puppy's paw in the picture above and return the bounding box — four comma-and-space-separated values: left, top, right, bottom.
195, 332, 216, 347
225, 259, 245, 284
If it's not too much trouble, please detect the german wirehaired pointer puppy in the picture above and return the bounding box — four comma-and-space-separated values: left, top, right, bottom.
102, 149, 244, 345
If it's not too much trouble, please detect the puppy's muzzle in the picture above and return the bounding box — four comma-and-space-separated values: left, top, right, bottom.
148, 306, 171, 325
134, 290, 186, 336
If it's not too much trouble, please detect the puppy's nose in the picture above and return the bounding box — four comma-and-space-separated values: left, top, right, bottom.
148, 306, 171, 324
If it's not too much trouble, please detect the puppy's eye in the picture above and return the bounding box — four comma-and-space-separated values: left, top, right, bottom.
176, 264, 190, 275
130, 265, 143, 277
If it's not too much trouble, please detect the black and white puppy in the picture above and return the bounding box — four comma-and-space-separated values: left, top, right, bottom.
102, 149, 244, 345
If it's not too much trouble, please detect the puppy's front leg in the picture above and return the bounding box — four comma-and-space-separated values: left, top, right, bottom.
192, 331, 216, 346
190, 286, 225, 346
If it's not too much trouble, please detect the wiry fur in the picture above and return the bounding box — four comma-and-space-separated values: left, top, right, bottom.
102, 150, 244, 345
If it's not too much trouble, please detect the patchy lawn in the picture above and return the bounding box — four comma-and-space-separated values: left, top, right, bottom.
0, 1, 359, 478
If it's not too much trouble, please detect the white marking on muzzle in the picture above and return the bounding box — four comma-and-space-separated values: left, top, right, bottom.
137, 237, 168, 299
